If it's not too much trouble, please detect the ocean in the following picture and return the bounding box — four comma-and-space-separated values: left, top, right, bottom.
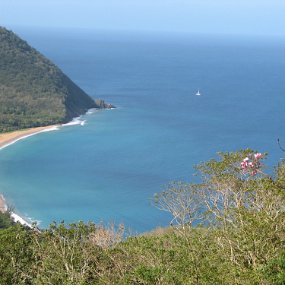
0, 28, 285, 233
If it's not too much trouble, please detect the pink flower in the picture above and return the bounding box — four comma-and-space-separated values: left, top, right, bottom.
254, 153, 263, 160
240, 153, 263, 177
240, 161, 248, 169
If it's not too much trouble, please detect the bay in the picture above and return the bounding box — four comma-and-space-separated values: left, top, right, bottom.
0, 29, 285, 232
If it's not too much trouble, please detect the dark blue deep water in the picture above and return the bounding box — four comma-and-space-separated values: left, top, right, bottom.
0, 28, 285, 232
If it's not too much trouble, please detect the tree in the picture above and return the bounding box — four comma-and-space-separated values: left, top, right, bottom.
0, 225, 35, 285
154, 150, 285, 284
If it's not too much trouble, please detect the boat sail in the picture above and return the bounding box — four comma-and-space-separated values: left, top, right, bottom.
195, 89, 201, 96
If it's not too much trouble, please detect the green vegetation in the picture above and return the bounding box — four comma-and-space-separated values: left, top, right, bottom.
0, 27, 98, 133
0, 210, 14, 229
1, 150, 285, 284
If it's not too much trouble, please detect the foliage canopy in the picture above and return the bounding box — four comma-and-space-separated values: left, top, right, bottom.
1, 150, 285, 284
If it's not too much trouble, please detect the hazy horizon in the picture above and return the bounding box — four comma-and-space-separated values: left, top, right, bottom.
1, 0, 285, 38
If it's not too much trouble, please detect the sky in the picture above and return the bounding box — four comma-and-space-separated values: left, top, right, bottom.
1, 0, 285, 37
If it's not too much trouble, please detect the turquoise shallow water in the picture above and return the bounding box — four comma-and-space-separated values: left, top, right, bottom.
0, 29, 285, 232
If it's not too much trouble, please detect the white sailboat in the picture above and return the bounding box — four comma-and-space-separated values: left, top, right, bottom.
195, 89, 201, 96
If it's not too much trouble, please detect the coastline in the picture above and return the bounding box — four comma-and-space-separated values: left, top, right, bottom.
0, 125, 60, 150
0, 194, 32, 228
0, 125, 60, 228
0, 109, 104, 228
0, 112, 93, 227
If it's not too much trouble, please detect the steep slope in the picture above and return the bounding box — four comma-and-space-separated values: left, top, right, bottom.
0, 27, 109, 132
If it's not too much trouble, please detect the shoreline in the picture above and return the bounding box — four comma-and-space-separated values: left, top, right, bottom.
0, 109, 103, 228
0, 125, 60, 150
0, 194, 33, 228
0, 125, 61, 228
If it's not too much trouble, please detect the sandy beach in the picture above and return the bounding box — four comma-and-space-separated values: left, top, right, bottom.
0, 125, 59, 150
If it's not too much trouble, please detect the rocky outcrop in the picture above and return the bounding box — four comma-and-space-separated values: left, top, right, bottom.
95, 99, 116, 109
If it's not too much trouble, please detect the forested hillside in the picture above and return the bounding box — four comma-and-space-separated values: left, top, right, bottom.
0, 27, 103, 133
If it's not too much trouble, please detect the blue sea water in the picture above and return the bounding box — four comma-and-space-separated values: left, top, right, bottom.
0, 29, 285, 233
